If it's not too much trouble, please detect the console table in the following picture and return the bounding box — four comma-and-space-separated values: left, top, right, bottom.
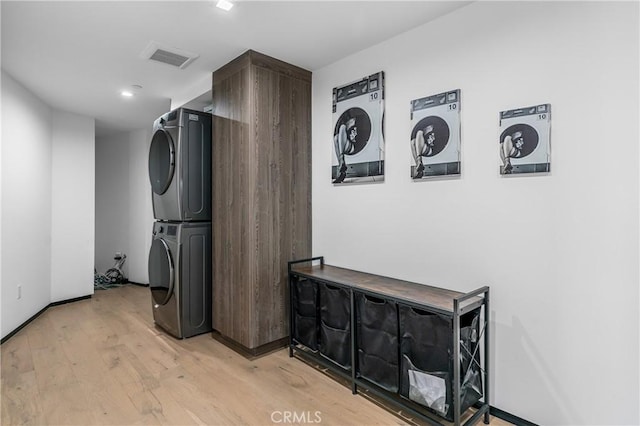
288, 257, 490, 426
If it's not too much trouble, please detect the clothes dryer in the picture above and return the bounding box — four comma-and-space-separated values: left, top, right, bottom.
149, 108, 212, 221
148, 221, 212, 339
331, 71, 385, 184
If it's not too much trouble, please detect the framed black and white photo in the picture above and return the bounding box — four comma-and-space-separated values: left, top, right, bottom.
499, 104, 551, 175
409, 89, 461, 179
331, 71, 385, 184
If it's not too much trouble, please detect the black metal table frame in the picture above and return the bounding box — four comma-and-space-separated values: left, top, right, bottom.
287, 256, 490, 426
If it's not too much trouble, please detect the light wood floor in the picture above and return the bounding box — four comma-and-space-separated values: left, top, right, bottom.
1, 285, 511, 426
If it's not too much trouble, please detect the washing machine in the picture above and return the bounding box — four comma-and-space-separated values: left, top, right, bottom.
148, 221, 212, 339
149, 108, 212, 221
499, 103, 551, 174
331, 71, 385, 184
410, 89, 461, 179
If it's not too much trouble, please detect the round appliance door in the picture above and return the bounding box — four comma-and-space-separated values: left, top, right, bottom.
148, 238, 174, 305
148, 129, 175, 195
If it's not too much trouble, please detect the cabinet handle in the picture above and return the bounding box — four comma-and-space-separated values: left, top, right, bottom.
364, 294, 385, 304
409, 306, 432, 316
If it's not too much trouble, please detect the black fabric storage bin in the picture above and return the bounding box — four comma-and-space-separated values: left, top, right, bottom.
400, 306, 451, 372
318, 283, 351, 368
356, 294, 397, 357
399, 305, 483, 421
356, 293, 398, 391
319, 323, 351, 368
358, 350, 398, 392
293, 277, 317, 317
319, 283, 350, 329
292, 278, 318, 350
294, 313, 318, 350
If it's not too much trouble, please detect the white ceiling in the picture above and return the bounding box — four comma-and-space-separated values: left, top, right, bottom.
1, 1, 471, 138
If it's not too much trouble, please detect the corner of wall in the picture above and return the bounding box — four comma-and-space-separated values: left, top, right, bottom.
50, 110, 96, 303
1, 70, 53, 338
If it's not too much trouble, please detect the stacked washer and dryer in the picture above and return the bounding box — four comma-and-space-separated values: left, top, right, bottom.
147, 108, 212, 339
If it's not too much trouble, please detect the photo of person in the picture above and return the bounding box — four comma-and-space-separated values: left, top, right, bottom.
331, 72, 385, 184
498, 104, 551, 174
333, 107, 372, 183
410, 125, 433, 179
409, 90, 461, 179
499, 126, 537, 173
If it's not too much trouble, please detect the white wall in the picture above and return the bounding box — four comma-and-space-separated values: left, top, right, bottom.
170, 74, 211, 111
1, 71, 97, 338
95, 128, 153, 284
95, 132, 131, 277
127, 128, 153, 284
1, 70, 53, 336
312, 2, 639, 425
50, 110, 95, 302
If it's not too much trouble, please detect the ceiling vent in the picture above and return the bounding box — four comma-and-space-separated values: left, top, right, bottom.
141, 41, 199, 69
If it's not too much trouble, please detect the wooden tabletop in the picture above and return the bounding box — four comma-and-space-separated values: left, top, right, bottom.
291, 264, 482, 314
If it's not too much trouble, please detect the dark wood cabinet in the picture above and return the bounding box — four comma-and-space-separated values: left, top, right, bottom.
211, 50, 312, 355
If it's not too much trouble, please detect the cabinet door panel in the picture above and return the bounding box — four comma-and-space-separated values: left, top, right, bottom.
212, 64, 255, 347
212, 50, 311, 352
253, 65, 312, 347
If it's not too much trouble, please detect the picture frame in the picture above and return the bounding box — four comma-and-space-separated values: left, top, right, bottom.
499, 104, 551, 175
331, 71, 385, 184
409, 89, 461, 179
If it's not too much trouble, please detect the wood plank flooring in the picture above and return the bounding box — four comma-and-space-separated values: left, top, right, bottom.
1, 285, 511, 425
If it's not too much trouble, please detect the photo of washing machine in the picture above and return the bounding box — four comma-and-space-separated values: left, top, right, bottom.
148, 221, 212, 339
331, 71, 385, 184
409, 89, 461, 179
149, 107, 212, 221
499, 104, 551, 174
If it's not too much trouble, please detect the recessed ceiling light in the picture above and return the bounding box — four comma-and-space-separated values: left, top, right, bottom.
216, 0, 233, 11
121, 91, 134, 97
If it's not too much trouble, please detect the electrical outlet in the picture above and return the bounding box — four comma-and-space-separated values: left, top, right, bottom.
17, 284, 22, 300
